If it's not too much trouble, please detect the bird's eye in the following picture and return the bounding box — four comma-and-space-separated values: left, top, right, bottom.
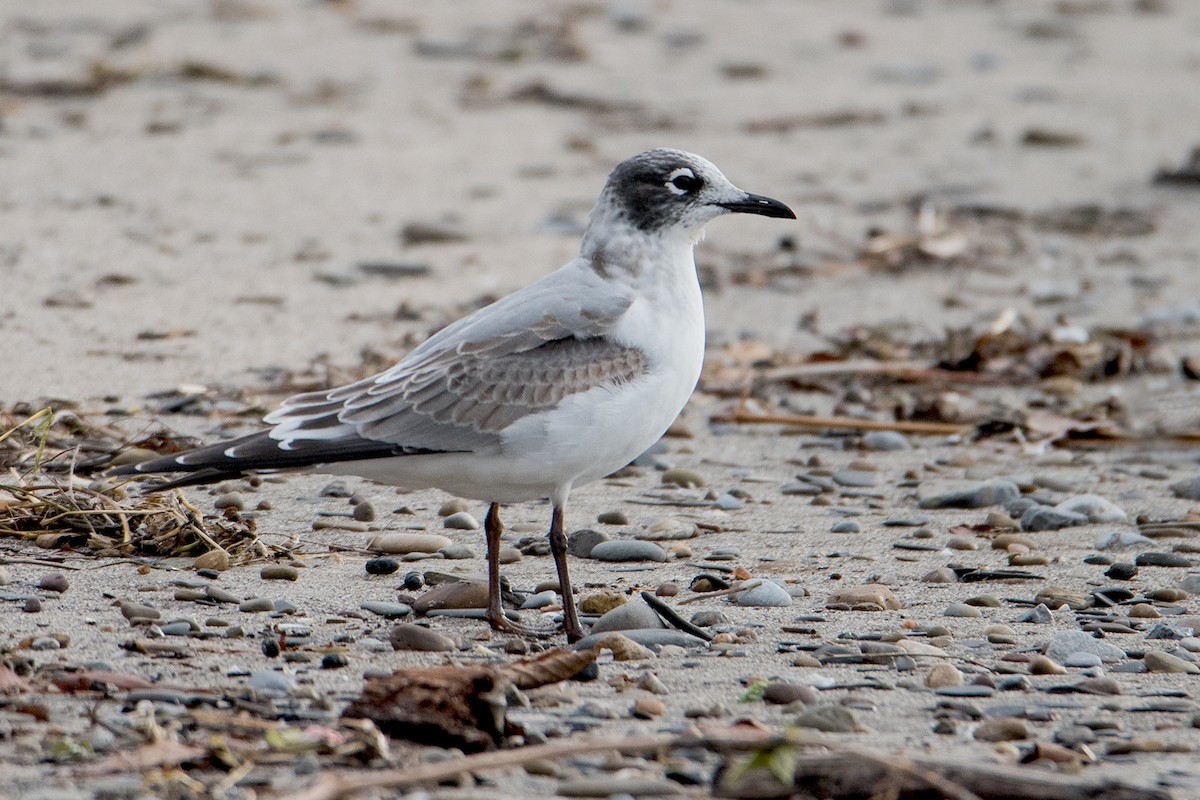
665, 168, 703, 195
671, 174, 702, 193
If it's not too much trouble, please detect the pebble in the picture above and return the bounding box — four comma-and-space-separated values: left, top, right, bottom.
644, 518, 696, 540
827, 584, 902, 610
438, 499, 469, 516
1130, 603, 1160, 619
119, 601, 161, 621
925, 663, 964, 688
736, 579, 793, 607
589, 540, 667, 562
248, 670, 296, 699
1144, 650, 1200, 674
360, 601, 413, 619
568, 529, 610, 557
690, 610, 728, 627
763, 682, 819, 705
1170, 476, 1200, 500
442, 511, 480, 530
592, 600, 665, 633
364, 557, 399, 575
1029, 655, 1067, 675
1045, 630, 1125, 663
1062, 652, 1103, 668
388, 623, 455, 652
597, 510, 629, 525
412, 581, 489, 613
194, 549, 230, 571
946, 536, 977, 551
213, 492, 246, 511
497, 546, 521, 564
1136, 552, 1197, 568
579, 591, 626, 614
918, 480, 1020, 509
436, 544, 472, 559
1020, 604, 1053, 624
923, 567, 958, 583
662, 467, 704, 488
1105, 562, 1138, 580
1096, 530, 1155, 550
974, 717, 1028, 742
1020, 505, 1086, 532
352, 500, 376, 522
832, 468, 877, 488
521, 590, 558, 609
36, 573, 69, 593
792, 705, 859, 733
632, 696, 666, 718
1055, 494, 1127, 523
238, 598, 274, 613
321, 653, 349, 669
965, 595, 1001, 607
260, 565, 299, 581
656, 582, 680, 597
830, 520, 861, 533
576, 629, 704, 651
943, 603, 982, 618
862, 430, 912, 451
368, 533, 453, 554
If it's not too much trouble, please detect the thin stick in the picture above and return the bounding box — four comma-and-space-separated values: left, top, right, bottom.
722, 407, 971, 436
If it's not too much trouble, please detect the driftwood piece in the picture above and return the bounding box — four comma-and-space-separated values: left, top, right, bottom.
341, 647, 597, 751
714, 751, 1174, 800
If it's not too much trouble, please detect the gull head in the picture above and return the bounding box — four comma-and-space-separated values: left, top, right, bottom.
590, 148, 795, 242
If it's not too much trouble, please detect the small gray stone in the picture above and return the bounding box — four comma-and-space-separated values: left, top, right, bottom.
862, 430, 912, 451
439, 544, 474, 559
214, 492, 246, 511
260, 565, 299, 581
521, 590, 558, 609
591, 600, 665, 633
1055, 494, 1126, 523
832, 469, 877, 488
1020, 505, 1086, 532
568, 528, 610, 558
792, 704, 859, 733
944, 603, 982, 618
735, 579, 793, 607
714, 493, 744, 511
442, 511, 480, 530
1045, 630, 1125, 663
389, 623, 456, 652
248, 670, 296, 698
830, 520, 861, 533
1096, 530, 1154, 550
1144, 649, 1200, 674
690, 610, 728, 627
1019, 604, 1054, 624
1062, 652, 1104, 668
918, 480, 1020, 510
1170, 476, 1200, 501
360, 601, 413, 619
37, 573, 69, 593
763, 681, 819, 705
238, 597, 274, 613
597, 510, 629, 525
590, 540, 667, 562
1136, 552, 1197, 568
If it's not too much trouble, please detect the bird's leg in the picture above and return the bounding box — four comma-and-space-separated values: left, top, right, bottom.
484, 502, 546, 637
548, 504, 584, 642
484, 502, 510, 633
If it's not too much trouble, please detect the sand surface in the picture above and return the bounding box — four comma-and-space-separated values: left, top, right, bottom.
5, 1, 1200, 798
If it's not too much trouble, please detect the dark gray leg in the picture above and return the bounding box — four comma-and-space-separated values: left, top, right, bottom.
549, 505, 584, 642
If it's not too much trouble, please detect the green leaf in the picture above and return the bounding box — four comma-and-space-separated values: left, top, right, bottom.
738, 678, 770, 703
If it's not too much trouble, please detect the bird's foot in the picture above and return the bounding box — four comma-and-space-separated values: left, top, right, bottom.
486, 609, 555, 639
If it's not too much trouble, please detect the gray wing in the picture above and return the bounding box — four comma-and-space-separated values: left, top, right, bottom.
265, 261, 644, 453
113, 259, 646, 486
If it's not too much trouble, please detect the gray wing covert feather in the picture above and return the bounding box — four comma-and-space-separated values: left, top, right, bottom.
265, 268, 644, 453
